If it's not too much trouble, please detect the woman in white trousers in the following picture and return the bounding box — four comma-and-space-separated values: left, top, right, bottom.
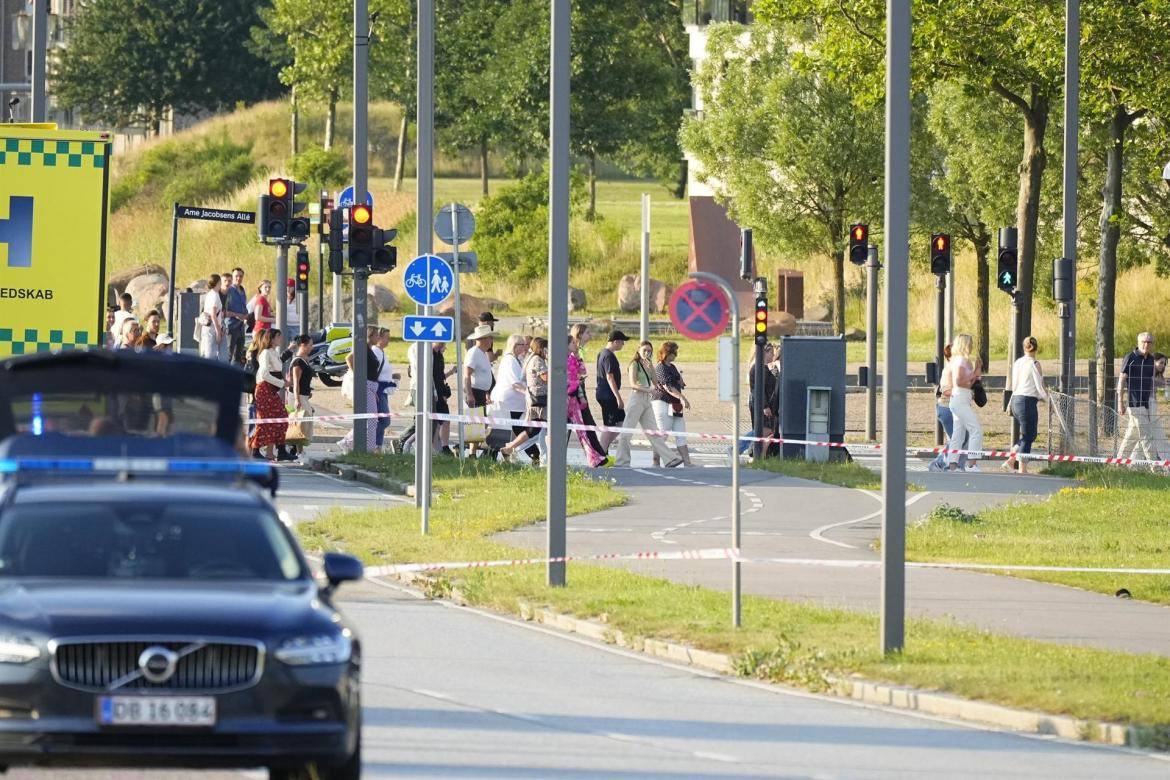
614, 341, 681, 468
947, 333, 983, 472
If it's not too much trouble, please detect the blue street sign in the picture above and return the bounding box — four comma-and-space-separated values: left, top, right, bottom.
403, 254, 454, 306
403, 315, 454, 343
336, 186, 374, 210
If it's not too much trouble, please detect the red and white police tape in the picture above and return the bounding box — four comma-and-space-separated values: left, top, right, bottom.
361, 546, 1170, 578
245, 407, 1170, 471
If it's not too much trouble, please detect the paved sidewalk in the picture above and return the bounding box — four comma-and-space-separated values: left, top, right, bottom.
495, 466, 1170, 657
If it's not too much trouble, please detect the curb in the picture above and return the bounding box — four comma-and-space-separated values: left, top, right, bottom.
380, 570, 1158, 751
304, 455, 415, 497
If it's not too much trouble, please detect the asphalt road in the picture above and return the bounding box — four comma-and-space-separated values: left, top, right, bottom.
12, 467, 1169, 778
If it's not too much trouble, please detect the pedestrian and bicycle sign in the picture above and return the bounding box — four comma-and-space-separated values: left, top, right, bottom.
403, 254, 454, 306
403, 315, 454, 343
669, 280, 730, 341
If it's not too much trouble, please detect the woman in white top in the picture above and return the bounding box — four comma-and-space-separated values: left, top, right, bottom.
1005, 336, 1048, 474
197, 273, 225, 360
946, 333, 983, 472
285, 280, 300, 334
492, 334, 540, 462
249, 328, 290, 462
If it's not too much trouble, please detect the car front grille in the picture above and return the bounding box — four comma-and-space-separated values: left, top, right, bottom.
51, 639, 263, 693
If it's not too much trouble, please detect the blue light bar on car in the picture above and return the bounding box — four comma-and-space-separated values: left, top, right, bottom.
0, 458, 274, 477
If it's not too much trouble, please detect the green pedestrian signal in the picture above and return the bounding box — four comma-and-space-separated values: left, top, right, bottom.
997, 227, 1018, 295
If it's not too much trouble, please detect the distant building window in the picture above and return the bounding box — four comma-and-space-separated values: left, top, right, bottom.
683, 0, 752, 26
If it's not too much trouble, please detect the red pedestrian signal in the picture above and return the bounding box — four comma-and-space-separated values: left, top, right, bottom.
930, 233, 951, 275
848, 223, 868, 266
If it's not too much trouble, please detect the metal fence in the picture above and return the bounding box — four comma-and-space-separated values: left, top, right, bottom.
1046, 390, 1170, 458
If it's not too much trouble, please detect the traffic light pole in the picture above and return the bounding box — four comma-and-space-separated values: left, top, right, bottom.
417, 0, 435, 527
865, 246, 879, 441
275, 243, 289, 335
318, 198, 326, 331
934, 272, 945, 446
1061, 0, 1080, 398
351, 0, 370, 455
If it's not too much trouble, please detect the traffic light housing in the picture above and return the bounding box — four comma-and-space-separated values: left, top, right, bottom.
289, 181, 310, 238
295, 249, 310, 292
327, 207, 344, 274
739, 228, 753, 280
370, 227, 398, 274
848, 224, 868, 265
348, 204, 374, 267
262, 178, 291, 239
997, 227, 1018, 295
930, 233, 951, 275
753, 288, 769, 347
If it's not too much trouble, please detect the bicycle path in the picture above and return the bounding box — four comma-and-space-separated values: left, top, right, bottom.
495, 466, 1170, 657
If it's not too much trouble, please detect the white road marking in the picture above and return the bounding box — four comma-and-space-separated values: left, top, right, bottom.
808, 491, 932, 549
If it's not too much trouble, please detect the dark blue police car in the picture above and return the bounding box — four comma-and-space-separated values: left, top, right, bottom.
0, 351, 363, 779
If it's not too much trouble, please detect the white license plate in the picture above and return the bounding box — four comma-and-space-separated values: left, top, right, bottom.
97, 696, 216, 727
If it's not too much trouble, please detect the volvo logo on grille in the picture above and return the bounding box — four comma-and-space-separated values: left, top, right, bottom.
138, 646, 179, 683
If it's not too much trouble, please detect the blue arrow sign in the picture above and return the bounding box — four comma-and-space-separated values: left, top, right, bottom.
403, 254, 454, 306
403, 315, 454, 343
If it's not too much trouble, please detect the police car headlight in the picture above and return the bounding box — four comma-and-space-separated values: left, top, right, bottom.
0, 636, 41, 664
274, 632, 351, 666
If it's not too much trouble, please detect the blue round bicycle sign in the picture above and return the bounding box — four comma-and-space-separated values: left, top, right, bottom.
403, 254, 454, 307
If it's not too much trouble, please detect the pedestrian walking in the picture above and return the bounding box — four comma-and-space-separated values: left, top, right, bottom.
111, 293, 134, 344
104, 306, 118, 349
432, 341, 456, 455
285, 280, 300, 335
249, 328, 292, 462
196, 274, 225, 360
501, 337, 550, 461
747, 342, 780, 459
1004, 336, 1048, 474
652, 341, 693, 467
567, 334, 610, 467
946, 334, 983, 471
225, 267, 248, 364
116, 318, 142, 350
1117, 332, 1159, 462
1150, 353, 1170, 460
569, 324, 608, 458
139, 310, 162, 350
371, 327, 399, 452
478, 312, 500, 361
594, 331, 628, 451
288, 334, 315, 456
338, 326, 380, 454
251, 280, 275, 334
928, 343, 967, 472
492, 334, 540, 464
614, 340, 681, 468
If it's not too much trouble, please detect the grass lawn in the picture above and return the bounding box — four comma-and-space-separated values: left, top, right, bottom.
906, 463, 1170, 605
749, 456, 924, 492
298, 455, 1170, 733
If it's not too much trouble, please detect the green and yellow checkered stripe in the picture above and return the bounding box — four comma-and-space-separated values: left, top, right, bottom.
0, 328, 93, 356
0, 138, 106, 169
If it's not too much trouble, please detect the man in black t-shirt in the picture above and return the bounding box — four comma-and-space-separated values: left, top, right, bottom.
1118, 331, 1158, 461
594, 330, 628, 450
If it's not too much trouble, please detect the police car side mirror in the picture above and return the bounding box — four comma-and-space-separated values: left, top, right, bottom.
322, 552, 363, 588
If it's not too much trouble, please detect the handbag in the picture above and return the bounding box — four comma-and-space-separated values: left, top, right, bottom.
463, 405, 489, 444
341, 371, 355, 403
972, 379, 988, 408
285, 409, 308, 444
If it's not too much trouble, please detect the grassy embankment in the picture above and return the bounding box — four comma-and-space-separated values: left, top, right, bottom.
907, 462, 1170, 605
297, 454, 1170, 736
108, 99, 1164, 360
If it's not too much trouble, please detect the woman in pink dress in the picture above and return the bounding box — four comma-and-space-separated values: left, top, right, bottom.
567, 334, 610, 467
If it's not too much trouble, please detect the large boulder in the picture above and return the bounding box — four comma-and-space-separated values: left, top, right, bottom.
617, 274, 671, 313
738, 310, 798, 338
804, 304, 831, 323
308, 293, 380, 330
371, 284, 399, 314
125, 273, 170, 319
186, 278, 210, 295
568, 286, 587, 313
436, 292, 500, 337
106, 264, 167, 307
843, 327, 866, 342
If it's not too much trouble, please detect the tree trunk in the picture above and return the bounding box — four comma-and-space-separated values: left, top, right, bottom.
290, 86, 299, 157
974, 228, 991, 375
479, 136, 489, 196
1095, 105, 1129, 416
587, 152, 597, 220
324, 92, 337, 151
393, 115, 408, 192
1011, 91, 1049, 364
833, 248, 845, 336
673, 160, 688, 200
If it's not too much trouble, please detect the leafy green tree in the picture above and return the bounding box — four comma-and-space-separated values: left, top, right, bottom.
266, 0, 350, 149
290, 147, 352, 191
680, 23, 883, 335
55, 0, 281, 132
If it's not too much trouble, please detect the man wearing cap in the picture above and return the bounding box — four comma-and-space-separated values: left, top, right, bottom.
595, 331, 627, 451
478, 312, 499, 361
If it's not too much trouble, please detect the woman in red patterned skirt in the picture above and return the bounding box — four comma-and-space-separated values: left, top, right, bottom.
250, 328, 289, 460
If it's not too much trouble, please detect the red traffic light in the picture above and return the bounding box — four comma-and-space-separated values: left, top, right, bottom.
852, 224, 867, 243
351, 205, 372, 225
934, 234, 949, 252
269, 178, 289, 198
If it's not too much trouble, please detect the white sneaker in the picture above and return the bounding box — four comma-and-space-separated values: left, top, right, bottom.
964, 463, 981, 472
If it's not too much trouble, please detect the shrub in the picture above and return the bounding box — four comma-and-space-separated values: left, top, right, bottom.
473, 168, 588, 281
111, 135, 257, 212
289, 147, 351, 192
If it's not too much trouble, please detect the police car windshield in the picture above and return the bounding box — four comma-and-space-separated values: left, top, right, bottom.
11, 391, 220, 438
0, 503, 305, 581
